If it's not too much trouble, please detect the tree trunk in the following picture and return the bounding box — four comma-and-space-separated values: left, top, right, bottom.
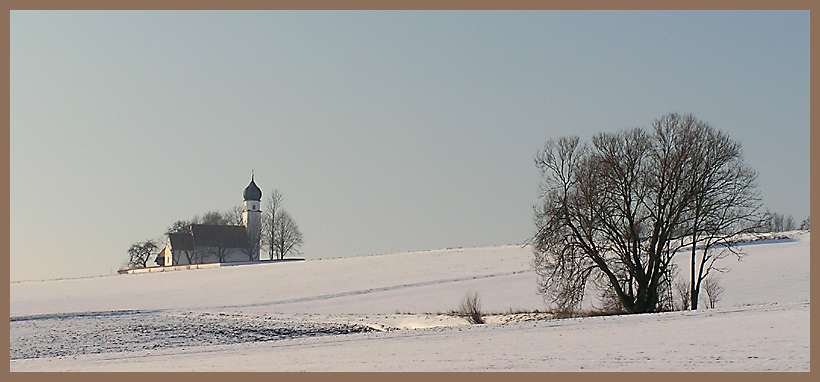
690, 205, 701, 310
690, 243, 699, 310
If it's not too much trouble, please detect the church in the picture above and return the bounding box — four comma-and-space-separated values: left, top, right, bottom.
154, 176, 263, 266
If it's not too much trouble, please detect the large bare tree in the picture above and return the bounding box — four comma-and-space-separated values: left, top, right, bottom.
532, 113, 759, 314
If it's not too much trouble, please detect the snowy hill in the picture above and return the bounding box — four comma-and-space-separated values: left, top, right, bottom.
9, 232, 810, 371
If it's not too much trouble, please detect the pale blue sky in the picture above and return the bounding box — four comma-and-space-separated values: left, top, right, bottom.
10, 10, 810, 282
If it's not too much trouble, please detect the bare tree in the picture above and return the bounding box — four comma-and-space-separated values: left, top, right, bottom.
261, 189, 301, 260
699, 277, 724, 309
260, 189, 304, 260
270, 210, 304, 260
225, 206, 245, 226
200, 210, 231, 226
532, 113, 759, 314
166, 220, 191, 236
127, 240, 158, 268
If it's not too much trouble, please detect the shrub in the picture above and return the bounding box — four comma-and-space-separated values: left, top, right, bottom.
457, 291, 485, 324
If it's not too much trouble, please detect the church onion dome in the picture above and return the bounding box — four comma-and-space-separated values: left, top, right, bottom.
243, 177, 262, 201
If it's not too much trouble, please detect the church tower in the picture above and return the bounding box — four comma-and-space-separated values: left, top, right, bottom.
242, 175, 263, 260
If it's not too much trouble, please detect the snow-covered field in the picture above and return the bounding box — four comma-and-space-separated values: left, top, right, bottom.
9, 232, 810, 371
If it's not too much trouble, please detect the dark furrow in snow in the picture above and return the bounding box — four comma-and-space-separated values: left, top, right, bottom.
200, 269, 531, 311
10, 309, 164, 322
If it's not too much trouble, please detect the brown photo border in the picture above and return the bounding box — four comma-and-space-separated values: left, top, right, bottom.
3, 0, 816, 381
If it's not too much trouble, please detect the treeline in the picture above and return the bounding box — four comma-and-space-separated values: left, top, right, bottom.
757, 210, 809, 233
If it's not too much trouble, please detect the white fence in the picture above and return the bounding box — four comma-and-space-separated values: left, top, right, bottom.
118, 258, 305, 275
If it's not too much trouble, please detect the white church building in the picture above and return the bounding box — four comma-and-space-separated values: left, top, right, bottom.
155, 176, 263, 266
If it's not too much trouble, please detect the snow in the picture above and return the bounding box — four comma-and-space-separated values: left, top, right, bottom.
9, 232, 810, 371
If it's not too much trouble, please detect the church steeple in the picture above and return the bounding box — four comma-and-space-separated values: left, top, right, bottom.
243, 174, 262, 201
242, 174, 263, 260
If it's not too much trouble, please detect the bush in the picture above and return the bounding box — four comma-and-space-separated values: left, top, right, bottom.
457, 291, 485, 324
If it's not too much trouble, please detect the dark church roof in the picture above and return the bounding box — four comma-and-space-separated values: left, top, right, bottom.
169, 224, 249, 250
243, 176, 262, 201
168, 231, 194, 251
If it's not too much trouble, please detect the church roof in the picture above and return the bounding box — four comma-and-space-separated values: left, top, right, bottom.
243, 176, 262, 201
168, 231, 194, 250
169, 224, 249, 250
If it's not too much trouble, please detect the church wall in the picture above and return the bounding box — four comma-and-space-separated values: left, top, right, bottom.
163, 240, 173, 267
172, 247, 252, 265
